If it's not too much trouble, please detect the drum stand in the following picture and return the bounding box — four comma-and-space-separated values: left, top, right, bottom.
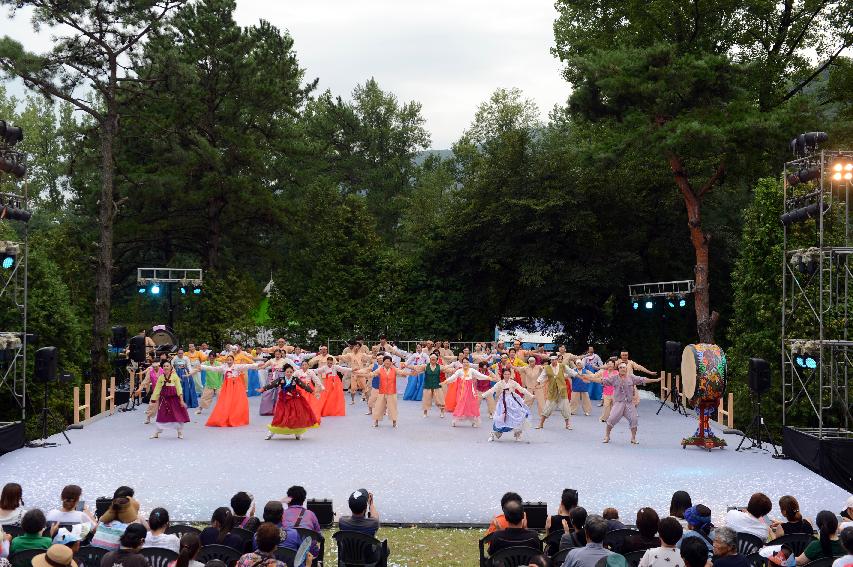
736, 393, 780, 455
681, 400, 727, 451
656, 379, 689, 417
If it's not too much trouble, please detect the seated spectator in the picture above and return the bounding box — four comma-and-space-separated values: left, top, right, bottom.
169, 533, 202, 567
339, 489, 379, 538
488, 501, 541, 556
9, 510, 52, 555
723, 493, 772, 542
2, 525, 10, 558
32, 544, 76, 567
678, 506, 714, 554
560, 507, 589, 550
711, 527, 749, 567
111, 488, 142, 522
622, 508, 661, 553
529, 555, 553, 567
843, 497, 853, 523
235, 523, 287, 567
796, 511, 842, 565
603, 508, 625, 532
99, 524, 148, 567
144, 508, 179, 553
639, 517, 685, 567
52, 527, 83, 561
90, 497, 137, 551
546, 489, 579, 535
560, 514, 612, 567
832, 527, 852, 567
200, 507, 243, 551
771, 496, 812, 538
230, 493, 259, 532
255, 502, 300, 552
282, 486, 319, 532
0, 484, 25, 526
487, 492, 526, 535
681, 537, 712, 567
670, 492, 693, 529
45, 486, 96, 535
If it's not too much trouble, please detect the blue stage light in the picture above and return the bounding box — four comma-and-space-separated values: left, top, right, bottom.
151, 283, 160, 295
795, 355, 805, 367
804, 356, 817, 369
1, 256, 13, 269
180, 286, 187, 295
138, 287, 146, 294
632, 301, 639, 310
192, 286, 201, 295
667, 300, 675, 308
644, 300, 653, 309
679, 299, 686, 307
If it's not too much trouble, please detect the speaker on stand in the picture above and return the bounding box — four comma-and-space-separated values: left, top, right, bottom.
28, 346, 71, 448
657, 341, 688, 416
124, 334, 147, 412
736, 358, 779, 455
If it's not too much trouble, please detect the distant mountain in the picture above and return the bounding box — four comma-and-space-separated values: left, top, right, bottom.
414, 149, 453, 164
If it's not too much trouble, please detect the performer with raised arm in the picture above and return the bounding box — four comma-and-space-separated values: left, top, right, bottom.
149, 361, 190, 440
259, 363, 319, 440
583, 361, 661, 444
517, 356, 546, 419
443, 359, 494, 427
198, 355, 259, 427
314, 356, 350, 416
406, 351, 449, 418
619, 349, 658, 407
535, 355, 575, 430
295, 359, 325, 420
338, 342, 373, 405
481, 367, 534, 442
136, 356, 163, 425
367, 355, 413, 428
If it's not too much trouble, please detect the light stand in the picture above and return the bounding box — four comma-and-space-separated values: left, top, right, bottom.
27, 378, 71, 448
736, 389, 780, 455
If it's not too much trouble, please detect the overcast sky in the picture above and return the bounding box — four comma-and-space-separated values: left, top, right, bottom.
3, 0, 569, 149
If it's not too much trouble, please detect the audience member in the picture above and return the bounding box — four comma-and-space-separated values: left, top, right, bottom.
770, 496, 812, 538
256, 502, 300, 552
487, 492, 526, 535
560, 514, 612, 567
99, 524, 147, 567
90, 497, 137, 551
2, 525, 10, 558
842, 497, 853, 523
143, 508, 179, 553
235, 523, 287, 567
796, 511, 842, 565
681, 537, 711, 567
638, 517, 684, 567
622, 508, 661, 553
487, 501, 541, 556
529, 555, 553, 567
200, 508, 243, 551
230, 493, 259, 532
670, 492, 693, 528
32, 544, 76, 567
45, 486, 96, 533
339, 489, 379, 537
52, 527, 83, 560
711, 527, 749, 567
678, 506, 714, 553
282, 486, 320, 532
169, 533, 202, 567
0, 484, 25, 526
559, 507, 589, 550
723, 493, 771, 542
111, 487, 142, 522
9, 510, 51, 555
832, 527, 852, 567
603, 508, 625, 532
546, 489, 579, 535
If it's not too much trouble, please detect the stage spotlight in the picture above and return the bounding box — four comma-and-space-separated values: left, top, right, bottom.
632, 301, 639, 310
1, 242, 17, 269
644, 300, 653, 310
786, 167, 821, 186
150, 283, 160, 295
832, 159, 853, 182
0, 203, 31, 222
780, 202, 822, 226
795, 355, 805, 367
804, 355, 818, 369
0, 120, 23, 145
679, 298, 686, 307
180, 286, 187, 295
667, 300, 675, 308
137, 286, 146, 294
790, 131, 828, 156
192, 285, 201, 295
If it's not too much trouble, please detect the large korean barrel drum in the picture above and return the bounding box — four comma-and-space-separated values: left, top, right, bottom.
680, 344, 727, 405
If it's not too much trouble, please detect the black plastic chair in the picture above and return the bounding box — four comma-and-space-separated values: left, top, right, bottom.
745, 552, 766, 567
802, 558, 840, 567
551, 548, 570, 564
9, 548, 46, 567
331, 530, 388, 567
75, 545, 108, 567
295, 527, 325, 566
166, 524, 202, 538
231, 527, 255, 553
141, 547, 179, 567
542, 529, 565, 557
603, 529, 642, 553
736, 533, 764, 557
197, 544, 242, 567
486, 545, 540, 567
479, 532, 499, 567
772, 533, 816, 557
3, 525, 23, 538
623, 549, 647, 567
274, 546, 297, 567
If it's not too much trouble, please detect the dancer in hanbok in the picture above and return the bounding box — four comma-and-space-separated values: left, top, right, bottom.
443, 359, 494, 427
314, 356, 350, 417
199, 356, 259, 427
149, 362, 190, 439
582, 361, 661, 444
535, 355, 575, 430
259, 363, 319, 440
442, 352, 467, 413
186, 343, 207, 392
295, 360, 325, 420
258, 349, 288, 416
481, 367, 533, 442
407, 352, 447, 418
402, 347, 428, 401
367, 356, 415, 428
172, 348, 198, 409
136, 359, 164, 424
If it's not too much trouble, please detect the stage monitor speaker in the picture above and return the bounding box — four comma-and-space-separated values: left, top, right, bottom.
111, 326, 128, 349
34, 346, 58, 383
665, 341, 682, 373
114, 389, 130, 406
129, 335, 146, 363
748, 358, 771, 394
523, 501, 548, 530
307, 498, 334, 528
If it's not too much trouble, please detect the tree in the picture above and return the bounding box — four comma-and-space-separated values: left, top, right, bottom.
0, 0, 187, 380
553, 0, 835, 343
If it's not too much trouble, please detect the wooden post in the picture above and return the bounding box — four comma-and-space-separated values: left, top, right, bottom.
717, 392, 735, 428
73, 383, 91, 424
101, 377, 116, 415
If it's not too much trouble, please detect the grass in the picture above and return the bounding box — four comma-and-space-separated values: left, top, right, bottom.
320, 527, 483, 567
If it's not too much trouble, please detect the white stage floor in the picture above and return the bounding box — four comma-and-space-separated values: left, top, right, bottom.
0, 389, 847, 524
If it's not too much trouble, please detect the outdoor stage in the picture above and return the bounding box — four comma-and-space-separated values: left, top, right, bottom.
0, 389, 847, 524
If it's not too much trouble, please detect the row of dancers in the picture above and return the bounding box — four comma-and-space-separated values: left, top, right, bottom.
134, 339, 660, 444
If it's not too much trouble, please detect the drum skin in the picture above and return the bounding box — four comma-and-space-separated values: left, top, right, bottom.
680, 344, 727, 404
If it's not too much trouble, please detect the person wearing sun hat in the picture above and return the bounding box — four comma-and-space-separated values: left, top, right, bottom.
32, 544, 77, 567
90, 497, 140, 551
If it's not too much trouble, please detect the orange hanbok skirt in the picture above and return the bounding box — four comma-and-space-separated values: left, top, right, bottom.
320, 375, 346, 417
444, 380, 459, 412
206, 375, 249, 427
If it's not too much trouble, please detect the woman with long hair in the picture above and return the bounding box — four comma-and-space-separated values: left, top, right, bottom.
480, 367, 533, 441
200, 507, 242, 550
144, 508, 179, 552
443, 358, 493, 427
796, 511, 841, 564
771, 495, 813, 537
314, 355, 351, 417
259, 363, 319, 440
670, 491, 693, 527
199, 356, 259, 427
149, 362, 190, 439
169, 533, 202, 567
0, 483, 24, 526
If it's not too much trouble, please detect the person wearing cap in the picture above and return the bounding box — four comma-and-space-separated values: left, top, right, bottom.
99, 523, 148, 567
678, 505, 714, 554
841, 496, 853, 525
339, 489, 379, 537
833, 527, 853, 567
90, 497, 140, 551
53, 526, 83, 562
32, 544, 77, 567
535, 356, 575, 430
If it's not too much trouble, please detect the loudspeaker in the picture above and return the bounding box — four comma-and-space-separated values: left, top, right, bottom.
748, 358, 771, 394
111, 326, 128, 349
665, 341, 682, 373
129, 335, 146, 363
523, 501, 548, 530
34, 346, 58, 383
307, 498, 334, 528
114, 390, 131, 406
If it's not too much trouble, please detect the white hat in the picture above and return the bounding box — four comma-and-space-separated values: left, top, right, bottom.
846, 495, 853, 509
